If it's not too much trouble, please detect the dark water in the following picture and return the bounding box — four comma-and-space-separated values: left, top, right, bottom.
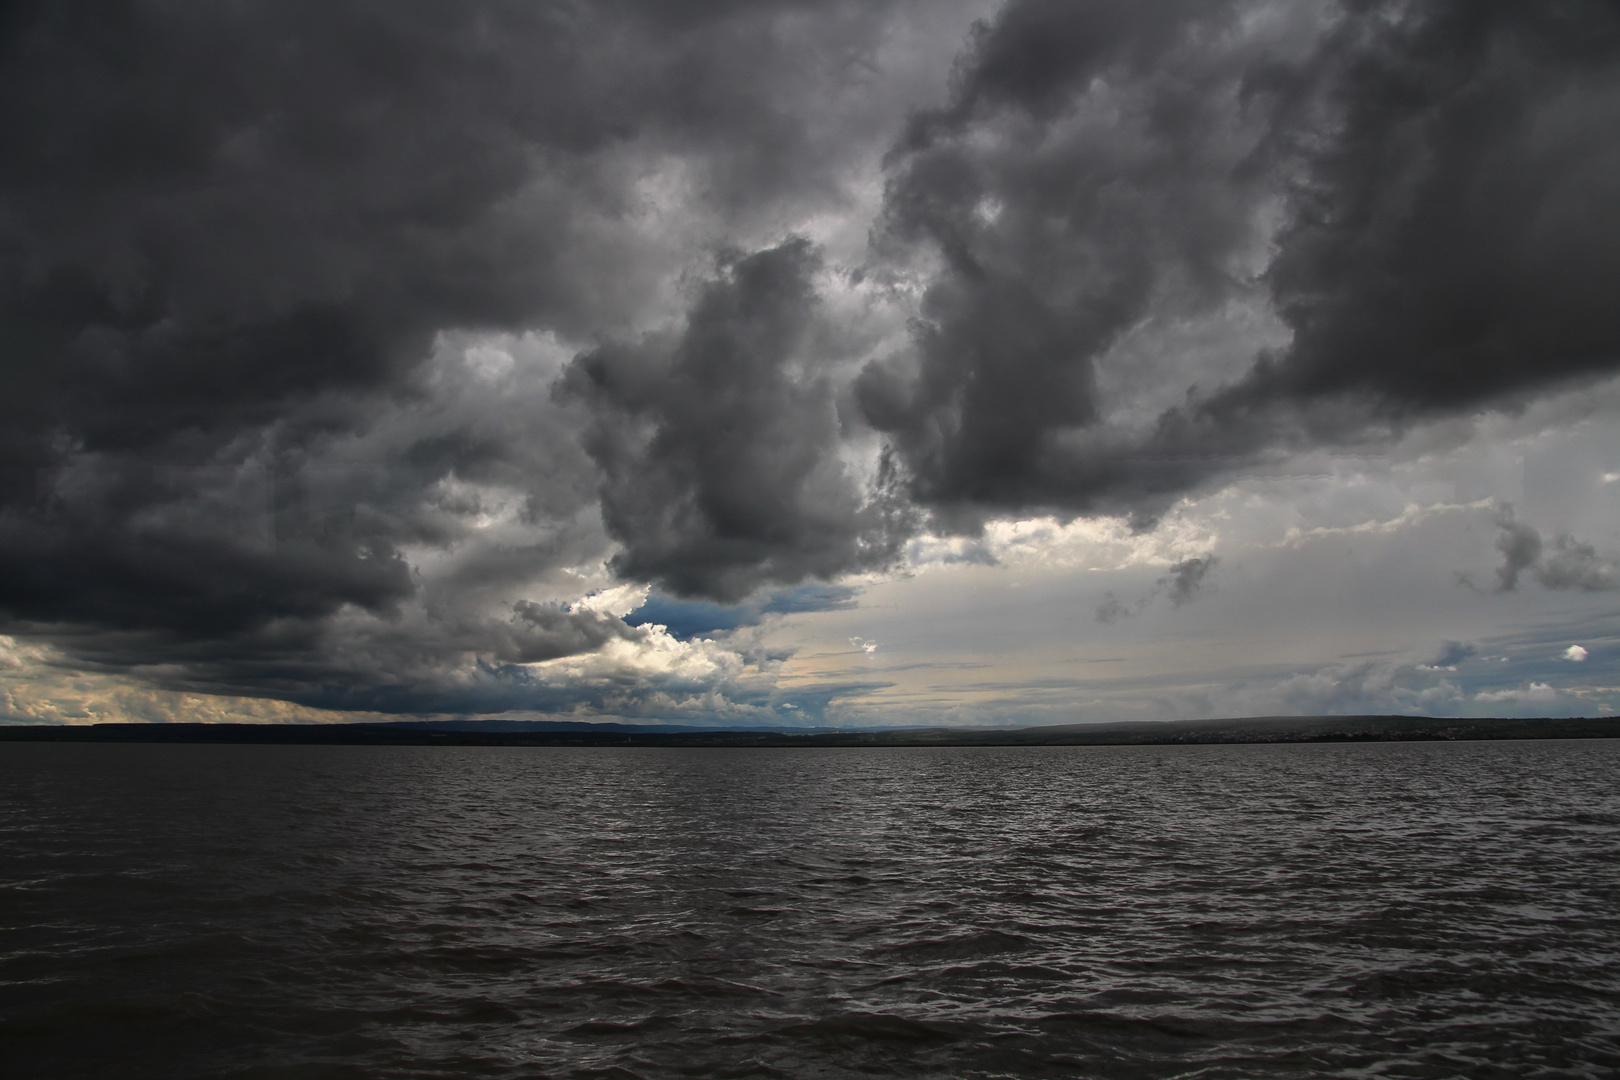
3, 741, 1620, 1079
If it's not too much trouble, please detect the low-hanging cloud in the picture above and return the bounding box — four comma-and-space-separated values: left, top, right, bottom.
1463, 505, 1620, 596
1426, 640, 1479, 670
1537, 535, 1620, 593
1490, 506, 1544, 593
1096, 555, 1218, 623
1163, 555, 1217, 607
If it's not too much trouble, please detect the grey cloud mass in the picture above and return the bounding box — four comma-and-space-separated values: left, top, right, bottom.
1428, 640, 1478, 669
0, 0, 942, 710
1162, 556, 1217, 607
1468, 506, 1620, 595
559, 240, 914, 602
1491, 506, 1545, 594
1538, 536, 1620, 593
859, 0, 1281, 520
1, 0, 1618, 719
1095, 555, 1217, 623
860, 0, 1620, 524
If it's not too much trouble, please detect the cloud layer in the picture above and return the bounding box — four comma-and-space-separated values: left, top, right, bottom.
2, 0, 1618, 720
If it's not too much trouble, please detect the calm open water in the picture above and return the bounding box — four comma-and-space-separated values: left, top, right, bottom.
2, 740, 1619, 1079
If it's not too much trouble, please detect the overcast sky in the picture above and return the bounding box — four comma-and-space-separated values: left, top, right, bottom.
2, 0, 1617, 727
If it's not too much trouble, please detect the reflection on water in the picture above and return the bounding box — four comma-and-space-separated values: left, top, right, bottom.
3, 741, 1619, 1078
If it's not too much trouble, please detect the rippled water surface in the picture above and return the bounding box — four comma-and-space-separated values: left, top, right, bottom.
4, 741, 1620, 1078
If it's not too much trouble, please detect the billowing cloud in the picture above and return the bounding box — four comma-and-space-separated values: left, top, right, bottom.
858, 0, 1292, 522
559, 240, 914, 601
0, 0, 962, 714
859, 0, 1620, 524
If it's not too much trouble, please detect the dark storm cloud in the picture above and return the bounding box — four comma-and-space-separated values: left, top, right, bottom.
1236, 1, 1620, 412
861, 0, 1620, 523
0, 0, 922, 708
8, 0, 1620, 718
560, 240, 915, 602
859, 0, 1269, 519
0, 0, 911, 459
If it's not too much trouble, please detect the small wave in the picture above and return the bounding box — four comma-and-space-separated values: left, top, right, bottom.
773, 1011, 964, 1043
874, 929, 1035, 962
649, 977, 780, 1000
563, 1015, 677, 1037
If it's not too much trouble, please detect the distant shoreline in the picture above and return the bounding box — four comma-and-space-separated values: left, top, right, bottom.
3, 715, 1618, 747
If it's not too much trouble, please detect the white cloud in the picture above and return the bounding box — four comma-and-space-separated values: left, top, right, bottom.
1562, 645, 1589, 661
575, 582, 651, 618
1476, 682, 1558, 704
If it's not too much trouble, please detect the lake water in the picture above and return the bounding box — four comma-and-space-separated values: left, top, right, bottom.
3, 740, 1619, 1078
